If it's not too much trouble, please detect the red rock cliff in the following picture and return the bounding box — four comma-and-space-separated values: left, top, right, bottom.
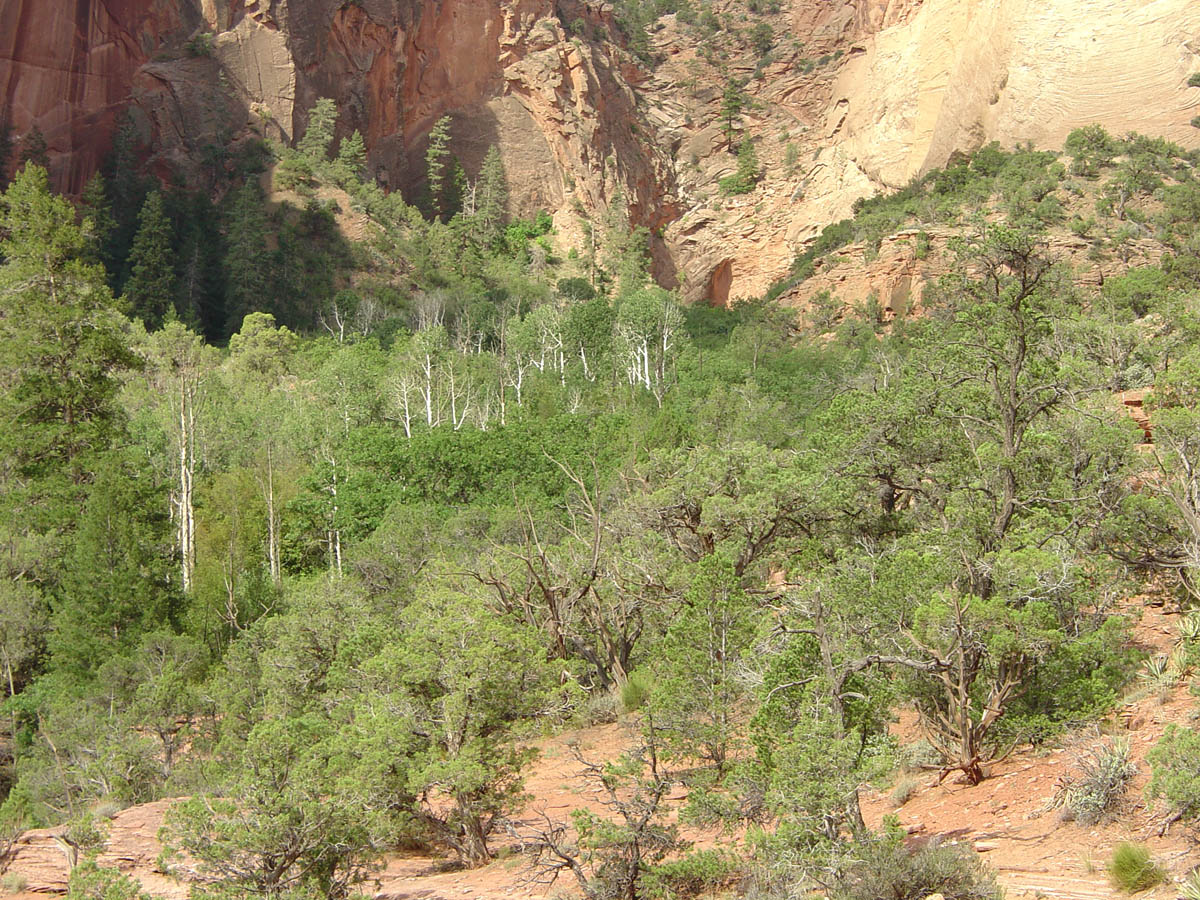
0, 0, 199, 192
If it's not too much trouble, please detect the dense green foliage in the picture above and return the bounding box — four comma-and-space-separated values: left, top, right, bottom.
1, 116, 1197, 900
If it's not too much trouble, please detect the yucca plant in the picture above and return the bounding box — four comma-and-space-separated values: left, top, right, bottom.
1049, 739, 1136, 825
1179, 612, 1200, 646
1178, 868, 1200, 900
1140, 654, 1177, 702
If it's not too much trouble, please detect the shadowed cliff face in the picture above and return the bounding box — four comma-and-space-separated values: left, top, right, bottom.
0, 0, 200, 192
0, 0, 677, 261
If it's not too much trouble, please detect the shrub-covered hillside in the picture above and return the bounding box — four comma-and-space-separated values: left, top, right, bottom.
2, 121, 1200, 900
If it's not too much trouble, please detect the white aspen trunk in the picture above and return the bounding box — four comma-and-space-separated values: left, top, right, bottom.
326, 452, 343, 578
394, 376, 415, 438
264, 442, 280, 587
454, 392, 471, 430
579, 344, 593, 381
422, 353, 435, 426
178, 379, 197, 593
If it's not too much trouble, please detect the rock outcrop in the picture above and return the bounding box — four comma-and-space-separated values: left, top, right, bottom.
4, 798, 184, 899
0, 0, 201, 193
834, 0, 1200, 188
651, 0, 1200, 303
0, 0, 676, 256
1, 0, 1198, 299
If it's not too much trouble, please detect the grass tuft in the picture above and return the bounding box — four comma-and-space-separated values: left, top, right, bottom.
1109, 842, 1165, 893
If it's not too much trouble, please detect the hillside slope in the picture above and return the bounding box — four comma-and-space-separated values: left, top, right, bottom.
3, 606, 1195, 900
2, 0, 1199, 302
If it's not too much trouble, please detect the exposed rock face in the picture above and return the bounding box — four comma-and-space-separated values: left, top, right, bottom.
1, 0, 1198, 299
652, 0, 1200, 304
4, 798, 185, 899
0, 0, 200, 193
834, 0, 1200, 188
0, 0, 676, 255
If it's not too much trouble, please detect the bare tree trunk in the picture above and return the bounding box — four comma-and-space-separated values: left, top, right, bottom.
177, 378, 197, 593
264, 443, 280, 587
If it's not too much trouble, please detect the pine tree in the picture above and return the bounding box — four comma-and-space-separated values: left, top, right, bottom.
720, 79, 746, 147
79, 172, 116, 269
298, 97, 338, 169
335, 129, 367, 184
475, 145, 508, 245
222, 181, 272, 338
0, 116, 13, 189
50, 450, 176, 677
19, 125, 49, 171
0, 165, 135, 540
124, 191, 177, 329
175, 192, 225, 339
424, 115, 452, 220
601, 189, 649, 296
103, 113, 149, 294
443, 156, 466, 221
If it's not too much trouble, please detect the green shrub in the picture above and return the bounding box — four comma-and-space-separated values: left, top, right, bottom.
620, 670, 653, 712
581, 687, 620, 725
274, 151, 314, 192
1191, 116, 1200, 129
1065, 124, 1119, 177
1, 873, 28, 895
184, 32, 213, 57
717, 173, 754, 195
830, 835, 1002, 900
65, 860, 151, 900
1146, 724, 1200, 821
914, 230, 931, 259
1188, 73, 1200, 88
65, 813, 109, 855
1108, 843, 1164, 893
749, 23, 774, 57
642, 849, 744, 899
783, 142, 799, 172
1050, 739, 1136, 825
719, 140, 760, 196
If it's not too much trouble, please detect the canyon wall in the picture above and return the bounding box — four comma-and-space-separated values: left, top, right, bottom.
1, 0, 1198, 300
0, 0, 200, 192
835, 0, 1200, 189
0, 0, 676, 243
655, 0, 1200, 304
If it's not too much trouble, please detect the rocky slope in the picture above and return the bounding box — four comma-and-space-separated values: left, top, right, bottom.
648, 0, 1200, 302
1, 0, 1199, 300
